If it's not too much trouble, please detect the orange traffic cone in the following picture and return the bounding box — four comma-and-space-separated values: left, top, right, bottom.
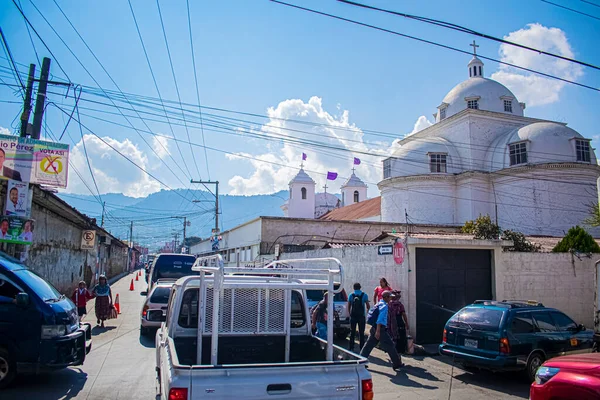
114, 294, 121, 314
129, 279, 134, 291
135, 274, 139, 281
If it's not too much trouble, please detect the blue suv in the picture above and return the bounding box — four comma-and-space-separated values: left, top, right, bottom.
438, 300, 593, 381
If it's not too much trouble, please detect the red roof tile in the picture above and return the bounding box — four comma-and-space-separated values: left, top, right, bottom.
319, 196, 381, 221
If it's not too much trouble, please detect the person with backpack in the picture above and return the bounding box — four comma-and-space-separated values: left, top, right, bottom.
360, 290, 403, 371
347, 282, 370, 352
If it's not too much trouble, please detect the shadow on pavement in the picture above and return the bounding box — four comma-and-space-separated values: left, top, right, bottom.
139, 330, 157, 348
91, 325, 117, 335
141, 291, 148, 296
371, 368, 438, 390
3, 368, 87, 400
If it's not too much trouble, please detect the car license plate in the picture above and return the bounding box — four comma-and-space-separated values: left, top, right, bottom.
464, 338, 478, 348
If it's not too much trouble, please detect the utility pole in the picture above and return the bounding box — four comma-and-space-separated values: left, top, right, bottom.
20, 64, 36, 137
101, 201, 106, 228
170, 216, 188, 252
32, 57, 51, 139
126, 221, 133, 272
190, 180, 219, 234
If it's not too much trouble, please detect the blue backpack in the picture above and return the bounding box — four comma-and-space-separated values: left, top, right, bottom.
367, 304, 380, 325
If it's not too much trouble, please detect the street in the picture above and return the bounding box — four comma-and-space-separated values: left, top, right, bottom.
2, 272, 530, 400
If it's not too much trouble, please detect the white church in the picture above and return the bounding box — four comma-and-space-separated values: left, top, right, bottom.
281, 52, 600, 236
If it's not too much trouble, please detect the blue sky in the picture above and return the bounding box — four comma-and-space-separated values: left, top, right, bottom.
1, 0, 599, 200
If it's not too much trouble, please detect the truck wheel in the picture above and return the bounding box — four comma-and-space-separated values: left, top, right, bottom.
526, 352, 544, 382
0, 348, 16, 389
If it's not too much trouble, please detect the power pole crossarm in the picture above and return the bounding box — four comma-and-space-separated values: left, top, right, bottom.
190, 180, 220, 234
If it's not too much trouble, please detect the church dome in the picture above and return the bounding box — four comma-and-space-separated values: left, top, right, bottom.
389, 137, 463, 177
289, 168, 315, 185
436, 56, 524, 121
341, 172, 367, 188
487, 122, 596, 170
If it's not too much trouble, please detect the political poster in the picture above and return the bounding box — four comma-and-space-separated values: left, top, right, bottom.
0, 134, 69, 188
4, 180, 29, 217
0, 216, 34, 245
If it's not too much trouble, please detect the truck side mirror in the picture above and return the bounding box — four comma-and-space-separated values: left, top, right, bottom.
15, 292, 30, 307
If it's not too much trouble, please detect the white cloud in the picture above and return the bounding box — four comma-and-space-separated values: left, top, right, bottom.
226, 96, 390, 196
152, 135, 170, 159
407, 116, 433, 136
66, 134, 161, 197
490, 23, 582, 107
0, 126, 10, 135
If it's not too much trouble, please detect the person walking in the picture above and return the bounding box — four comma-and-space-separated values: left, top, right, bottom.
388, 289, 410, 354
373, 277, 392, 303
311, 292, 329, 340
347, 282, 370, 352
71, 281, 93, 323
91, 275, 113, 328
360, 290, 403, 371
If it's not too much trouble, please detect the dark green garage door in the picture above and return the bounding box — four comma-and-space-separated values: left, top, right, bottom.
416, 248, 492, 344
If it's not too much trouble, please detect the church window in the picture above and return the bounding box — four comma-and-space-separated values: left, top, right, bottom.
383, 159, 392, 179
469, 68, 472, 77
504, 100, 512, 113
429, 153, 447, 173
289, 188, 292, 199
576, 140, 591, 163
509, 142, 528, 165
478, 66, 482, 76
301, 187, 307, 199
354, 191, 359, 203
467, 99, 479, 110
440, 108, 446, 120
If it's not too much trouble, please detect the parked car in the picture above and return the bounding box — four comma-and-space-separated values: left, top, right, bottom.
439, 300, 593, 381
140, 279, 175, 336
0, 253, 92, 389
530, 353, 600, 399
304, 281, 350, 339
156, 256, 373, 399
147, 253, 196, 292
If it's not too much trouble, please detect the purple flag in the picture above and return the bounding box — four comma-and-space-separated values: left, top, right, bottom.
327, 171, 338, 181
302, 153, 307, 161
353, 157, 361, 165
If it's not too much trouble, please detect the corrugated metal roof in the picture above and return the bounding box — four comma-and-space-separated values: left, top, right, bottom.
319, 196, 381, 221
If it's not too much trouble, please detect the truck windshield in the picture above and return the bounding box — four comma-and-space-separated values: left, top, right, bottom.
13, 269, 61, 302
306, 285, 345, 302
154, 255, 195, 280
449, 307, 505, 332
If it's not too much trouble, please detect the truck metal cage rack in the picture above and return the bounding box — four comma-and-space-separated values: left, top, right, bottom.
182, 255, 344, 366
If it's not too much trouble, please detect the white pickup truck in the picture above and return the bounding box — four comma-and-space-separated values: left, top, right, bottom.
155, 256, 373, 400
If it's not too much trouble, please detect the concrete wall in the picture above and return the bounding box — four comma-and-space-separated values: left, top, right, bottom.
495, 252, 597, 328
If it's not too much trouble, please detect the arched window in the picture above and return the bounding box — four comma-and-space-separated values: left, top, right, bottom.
301, 187, 307, 200
354, 191, 359, 203
289, 188, 292, 199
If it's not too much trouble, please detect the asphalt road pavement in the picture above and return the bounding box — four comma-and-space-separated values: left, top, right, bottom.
2, 273, 531, 399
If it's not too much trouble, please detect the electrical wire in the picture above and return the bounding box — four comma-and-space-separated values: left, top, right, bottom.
541, 0, 600, 20
0, 27, 25, 95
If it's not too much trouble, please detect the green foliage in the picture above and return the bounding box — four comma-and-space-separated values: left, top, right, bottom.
552, 226, 600, 253
583, 202, 600, 227
461, 215, 501, 240
501, 230, 540, 252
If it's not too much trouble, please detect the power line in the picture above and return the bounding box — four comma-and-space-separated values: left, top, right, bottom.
338, 0, 600, 71
541, 0, 600, 20
0, 27, 25, 95
16, 0, 40, 66
156, 0, 199, 179
186, 0, 211, 180
269, 0, 600, 93
581, 0, 600, 9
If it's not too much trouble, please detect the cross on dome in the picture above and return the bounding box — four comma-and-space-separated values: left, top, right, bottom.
470, 40, 479, 56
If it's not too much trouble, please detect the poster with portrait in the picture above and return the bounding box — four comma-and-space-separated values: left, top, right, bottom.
0, 134, 69, 188
0, 216, 34, 245
4, 180, 28, 217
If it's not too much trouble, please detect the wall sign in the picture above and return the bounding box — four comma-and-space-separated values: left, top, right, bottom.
81, 230, 96, 250
377, 244, 393, 255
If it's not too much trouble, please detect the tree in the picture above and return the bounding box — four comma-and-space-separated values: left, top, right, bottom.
461, 215, 501, 240
552, 226, 600, 253
583, 202, 600, 227
501, 230, 540, 252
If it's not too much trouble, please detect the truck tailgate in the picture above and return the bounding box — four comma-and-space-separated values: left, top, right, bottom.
187, 363, 365, 399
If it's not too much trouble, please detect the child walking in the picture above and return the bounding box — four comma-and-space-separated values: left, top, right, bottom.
71, 281, 93, 322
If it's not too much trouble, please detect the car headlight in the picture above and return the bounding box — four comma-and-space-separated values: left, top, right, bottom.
41, 324, 67, 339
535, 367, 560, 385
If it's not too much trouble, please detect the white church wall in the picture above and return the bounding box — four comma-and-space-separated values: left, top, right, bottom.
455, 174, 493, 223
288, 183, 316, 219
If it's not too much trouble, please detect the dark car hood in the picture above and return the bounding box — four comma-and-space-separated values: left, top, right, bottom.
48, 298, 79, 329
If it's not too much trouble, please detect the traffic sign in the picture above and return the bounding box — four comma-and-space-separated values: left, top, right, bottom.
393, 240, 405, 265
377, 244, 393, 255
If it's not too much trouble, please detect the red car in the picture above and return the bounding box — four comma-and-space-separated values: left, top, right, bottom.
530, 353, 600, 400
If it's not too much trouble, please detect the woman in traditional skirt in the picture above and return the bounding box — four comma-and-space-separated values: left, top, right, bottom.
91, 275, 113, 327
388, 290, 410, 354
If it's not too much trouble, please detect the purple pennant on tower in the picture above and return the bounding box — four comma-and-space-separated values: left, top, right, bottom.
353, 157, 361, 165
302, 153, 307, 161
327, 171, 338, 181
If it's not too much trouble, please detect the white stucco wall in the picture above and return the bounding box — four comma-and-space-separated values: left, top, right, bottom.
495, 252, 597, 328
288, 182, 316, 219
